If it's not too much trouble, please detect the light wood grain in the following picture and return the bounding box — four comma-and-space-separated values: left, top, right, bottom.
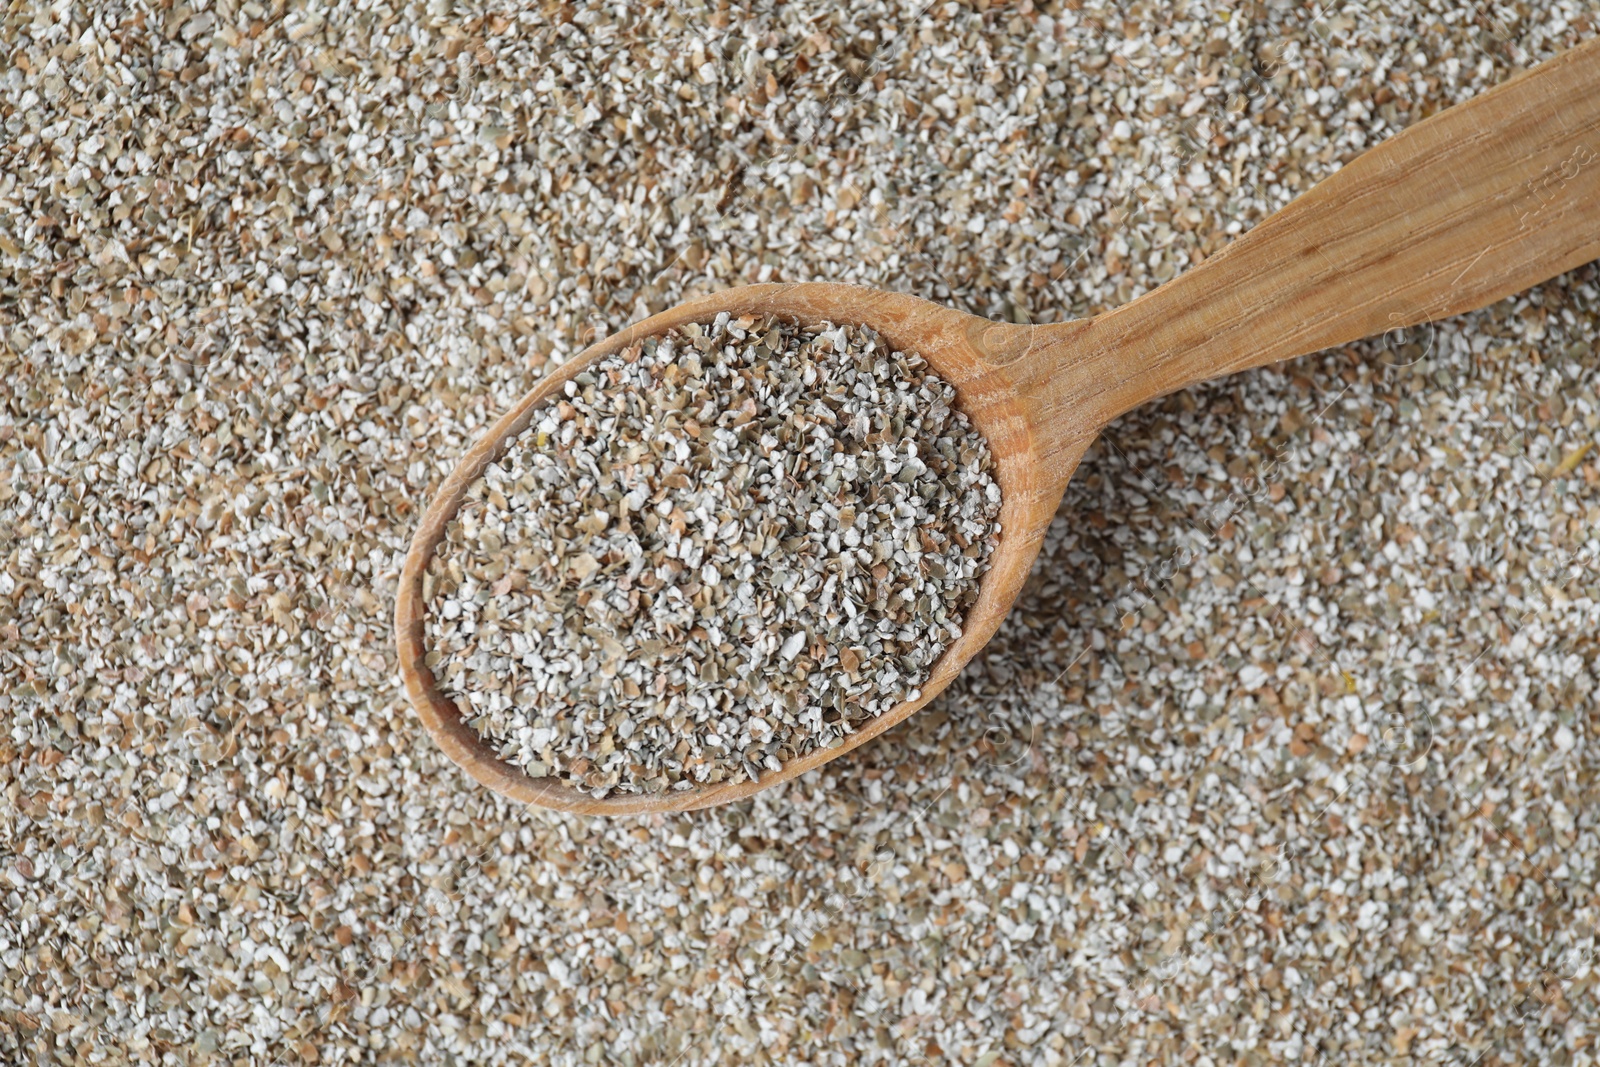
990, 32, 1600, 472
396, 36, 1600, 815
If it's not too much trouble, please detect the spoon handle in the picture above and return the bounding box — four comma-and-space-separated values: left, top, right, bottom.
1045, 34, 1600, 425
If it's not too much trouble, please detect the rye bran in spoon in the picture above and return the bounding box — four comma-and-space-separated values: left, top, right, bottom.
423, 313, 1002, 796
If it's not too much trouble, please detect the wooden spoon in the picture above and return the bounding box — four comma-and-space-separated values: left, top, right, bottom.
397, 37, 1600, 815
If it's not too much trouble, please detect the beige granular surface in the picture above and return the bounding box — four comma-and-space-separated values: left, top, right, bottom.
3, 2, 1599, 1065
426, 316, 1000, 797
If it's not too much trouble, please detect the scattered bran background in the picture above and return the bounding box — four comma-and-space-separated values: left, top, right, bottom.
3, 0, 1600, 1064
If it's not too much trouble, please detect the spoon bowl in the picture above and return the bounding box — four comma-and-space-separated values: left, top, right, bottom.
394, 282, 1079, 814
397, 36, 1600, 814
